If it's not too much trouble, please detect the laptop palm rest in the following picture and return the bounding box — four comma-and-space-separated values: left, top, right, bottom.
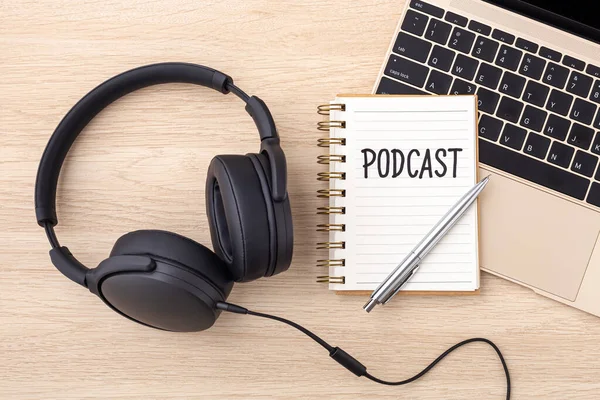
478, 169, 599, 301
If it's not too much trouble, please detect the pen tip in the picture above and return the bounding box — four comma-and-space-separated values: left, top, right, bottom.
363, 299, 378, 313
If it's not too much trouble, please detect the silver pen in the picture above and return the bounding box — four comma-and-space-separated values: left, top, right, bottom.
363, 176, 490, 313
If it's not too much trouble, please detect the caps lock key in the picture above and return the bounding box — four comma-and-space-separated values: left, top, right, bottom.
384, 55, 430, 88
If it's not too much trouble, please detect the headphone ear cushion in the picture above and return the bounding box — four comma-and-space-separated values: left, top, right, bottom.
111, 230, 234, 298
205, 155, 272, 282
250, 153, 293, 276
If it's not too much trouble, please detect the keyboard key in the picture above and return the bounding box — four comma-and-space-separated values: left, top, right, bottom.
424, 18, 452, 45
566, 71, 593, 98
567, 123, 595, 150
570, 98, 597, 125
401, 9, 429, 36
500, 124, 527, 150
590, 80, 600, 104
562, 55, 585, 71
480, 139, 589, 200
548, 141, 575, 168
393, 32, 433, 63
477, 87, 500, 113
428, 45, 455, 72
475, 63, 502, 89
524, 132, 550, 159
425, 70, 452, 94
587, 183, 600, 206
376, 78, 422, 96
594, 110, 600, 130
499, 72, 526, 98
495, 45, 523, 71
515, 37, 538, 53
522, 80, 550, 107
544, 114, 571, 140
496, 96, 524, 123
471, 36, 499, 62
384, 55, 429, 88
542, 62, 569, 89
445, 11, 467, 27
376, 77, 426, 94
479, 114, 503, 141
592, 133, 600, 155
450, 78, 476, 95
571, 151, 598, 177
468, 20, 491, 36
519, 54, 545, 80
491, 29, 515, 45
451, 54, 479, 80
448, 27, 476, 53
586, 64, 600, 79
539, 46, 562, 61
520, 105, 547, 132
546, 89, 573, 116
410, 0, 444, 18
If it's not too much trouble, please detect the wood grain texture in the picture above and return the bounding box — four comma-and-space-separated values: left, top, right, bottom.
1, 1, 600, 398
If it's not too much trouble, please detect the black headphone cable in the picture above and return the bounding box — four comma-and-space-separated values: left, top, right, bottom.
216, 302, 510, 399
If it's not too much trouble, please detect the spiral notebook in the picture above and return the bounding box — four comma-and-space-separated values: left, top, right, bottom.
316, 95, 480, 293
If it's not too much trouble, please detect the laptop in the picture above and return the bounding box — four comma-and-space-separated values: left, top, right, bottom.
374, 0, 600, 317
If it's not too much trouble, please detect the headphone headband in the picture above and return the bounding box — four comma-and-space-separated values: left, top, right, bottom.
35, 62, 285, 228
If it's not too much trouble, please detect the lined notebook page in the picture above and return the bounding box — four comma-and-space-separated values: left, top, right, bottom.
327, 95, 479, 291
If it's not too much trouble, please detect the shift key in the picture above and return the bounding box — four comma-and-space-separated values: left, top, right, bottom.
384, 55, 430, 88
587, 183, 600, 207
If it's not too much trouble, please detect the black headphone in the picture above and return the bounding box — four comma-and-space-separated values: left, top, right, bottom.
35, 63, 510, 398
35, 62, 293, 332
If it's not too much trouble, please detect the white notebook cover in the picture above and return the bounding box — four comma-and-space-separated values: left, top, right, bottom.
321, 95, 480, 292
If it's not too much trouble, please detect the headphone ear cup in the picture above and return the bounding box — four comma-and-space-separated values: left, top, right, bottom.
111, 230, 234, 301
95, 230, 234, 332
205, 155, 272, 282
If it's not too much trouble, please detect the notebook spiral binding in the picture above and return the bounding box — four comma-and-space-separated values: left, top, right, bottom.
317, 120, 345, 131
317, 172, 346, 181
316, 241, 345, 249
316, 224, 345, 232
317, 138, 346, 147
317, 103, 345, 115
317, 154, 346, 164
316, 206, 345, 214
316, 259, 345, 267
317, 189, 345, 198
316, 276, 345, 284
316, 103, 347, 285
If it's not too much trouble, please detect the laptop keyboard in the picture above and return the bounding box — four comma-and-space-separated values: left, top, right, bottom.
376, 0, 600, 208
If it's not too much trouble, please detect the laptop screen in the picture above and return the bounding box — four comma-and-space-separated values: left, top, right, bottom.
486, 0, 600, 43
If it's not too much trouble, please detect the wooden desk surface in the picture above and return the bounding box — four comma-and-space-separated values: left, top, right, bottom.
2, 1, 600, 398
